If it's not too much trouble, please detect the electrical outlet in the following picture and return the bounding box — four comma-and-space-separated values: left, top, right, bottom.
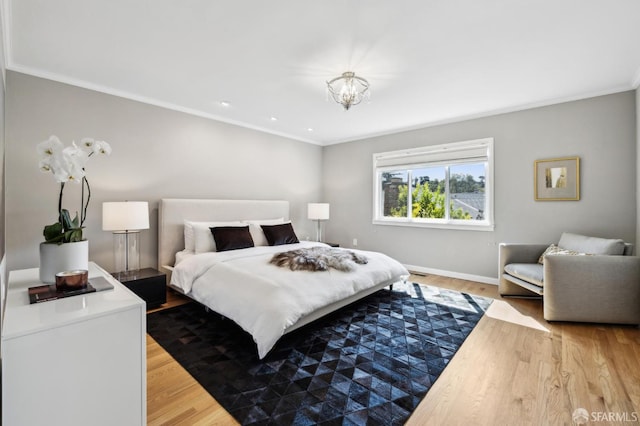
352, 238, 358, 247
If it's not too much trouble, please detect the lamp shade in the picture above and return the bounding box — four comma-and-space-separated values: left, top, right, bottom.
308, 203, 330, 220
102, 201, 150, 231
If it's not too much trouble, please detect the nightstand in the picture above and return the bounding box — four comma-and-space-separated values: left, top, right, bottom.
3, 262, 146, 426
112, 267, 166, 309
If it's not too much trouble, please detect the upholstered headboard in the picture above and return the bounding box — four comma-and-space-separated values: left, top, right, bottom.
158, 198, 290, 271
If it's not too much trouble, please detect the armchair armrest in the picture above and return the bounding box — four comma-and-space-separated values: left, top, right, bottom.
499, 243, 548, 296
544, 255, 640, 324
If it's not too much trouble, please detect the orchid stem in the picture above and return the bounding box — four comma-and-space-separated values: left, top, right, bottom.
81, 177, 91, 226
58, 182, 65, 224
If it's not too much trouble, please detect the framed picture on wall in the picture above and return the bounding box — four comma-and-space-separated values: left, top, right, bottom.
534, 156, 580, 201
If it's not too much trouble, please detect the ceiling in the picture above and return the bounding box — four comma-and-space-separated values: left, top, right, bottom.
4, 0, 640, 146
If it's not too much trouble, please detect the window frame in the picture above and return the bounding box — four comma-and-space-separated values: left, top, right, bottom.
372, 138, 495, 231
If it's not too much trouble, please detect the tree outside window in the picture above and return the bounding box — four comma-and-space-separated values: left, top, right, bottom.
374, 138, 494, 230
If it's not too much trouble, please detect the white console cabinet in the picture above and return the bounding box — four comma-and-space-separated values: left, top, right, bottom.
1, 262, 146, 426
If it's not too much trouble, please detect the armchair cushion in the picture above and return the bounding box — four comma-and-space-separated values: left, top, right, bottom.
499, 243, 548, 296
557, 232, 625, 255
504, 263, 544, 287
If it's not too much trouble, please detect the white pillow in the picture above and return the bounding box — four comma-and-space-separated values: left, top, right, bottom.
189, 220, 245, 253
184, 220, 196, 251
243, 218, 285, 246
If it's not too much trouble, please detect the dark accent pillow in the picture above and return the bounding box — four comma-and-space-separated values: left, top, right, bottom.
261, 222, 299, 246
210, 226, 254, 252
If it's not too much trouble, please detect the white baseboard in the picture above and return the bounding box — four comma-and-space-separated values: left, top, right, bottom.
404, 263, 499, 286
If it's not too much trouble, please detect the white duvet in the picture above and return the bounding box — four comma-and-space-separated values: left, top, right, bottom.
171, 242, 409, 358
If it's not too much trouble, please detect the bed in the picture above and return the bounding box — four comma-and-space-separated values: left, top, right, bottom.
158, 198, 409, 358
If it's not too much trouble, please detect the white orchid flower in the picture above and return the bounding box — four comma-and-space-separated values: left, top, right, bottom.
38, 158, 53, 173
80, 137, 95, 151
52, 168, 71, 183
93, 140, 112, 155
37, 135, 64, 158
39, 146, 65, 177
63, 142, 89, 164
57, 144, 88, 184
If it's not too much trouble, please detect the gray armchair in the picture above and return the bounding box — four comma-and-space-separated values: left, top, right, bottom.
499, 232, 640, 325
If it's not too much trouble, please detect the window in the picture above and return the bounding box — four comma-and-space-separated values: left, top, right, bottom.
373, 138, 494, 230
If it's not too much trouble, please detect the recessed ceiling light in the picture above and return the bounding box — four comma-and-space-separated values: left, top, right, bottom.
219, 101, 230, 107
307, 128, 314, 132
270, 116, 278, 121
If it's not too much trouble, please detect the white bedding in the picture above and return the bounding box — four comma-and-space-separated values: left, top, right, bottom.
174, 249, 195, 265
170, 241, 409, 358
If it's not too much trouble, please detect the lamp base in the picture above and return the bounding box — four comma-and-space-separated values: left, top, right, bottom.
113, 231, 140, 273
315, 220, 323, 242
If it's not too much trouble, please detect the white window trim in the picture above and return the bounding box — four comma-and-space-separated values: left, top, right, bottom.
372, 138, 495, 231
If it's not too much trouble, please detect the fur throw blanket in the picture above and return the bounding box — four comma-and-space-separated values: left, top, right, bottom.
270, 246, 368, 272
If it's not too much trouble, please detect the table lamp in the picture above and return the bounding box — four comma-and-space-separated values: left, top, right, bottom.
308, 203, 330, 242
102, 201, 149, 273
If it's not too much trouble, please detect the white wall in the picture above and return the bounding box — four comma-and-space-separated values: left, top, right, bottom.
323, 91, 637, 280
5, 72, 323, 272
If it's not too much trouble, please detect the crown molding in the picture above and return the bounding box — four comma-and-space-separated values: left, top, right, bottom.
323, 85, 635, 146
5, 63, 636, 148
6, 64, 322, 146
8, 63, 635, 148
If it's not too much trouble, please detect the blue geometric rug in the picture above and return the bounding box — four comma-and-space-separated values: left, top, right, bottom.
147, 282, 491, 425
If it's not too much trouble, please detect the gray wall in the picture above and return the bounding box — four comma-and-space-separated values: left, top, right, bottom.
323, 91, 637, 280
637, 88, 640, 251
0, 15, 6, 335
0, 68, 4, 288
3, 71, 637, 281
5, 71, 323, 272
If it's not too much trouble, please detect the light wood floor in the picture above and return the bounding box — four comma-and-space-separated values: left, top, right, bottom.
146, 275, 640, 425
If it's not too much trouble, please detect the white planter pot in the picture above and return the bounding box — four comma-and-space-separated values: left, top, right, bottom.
39, 240, 89, 284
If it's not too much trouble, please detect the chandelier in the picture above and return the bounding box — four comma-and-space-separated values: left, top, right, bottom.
326, 71, 370, 110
